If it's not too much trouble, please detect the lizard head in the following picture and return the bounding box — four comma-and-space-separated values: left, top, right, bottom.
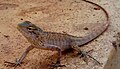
17, 21, 43, 38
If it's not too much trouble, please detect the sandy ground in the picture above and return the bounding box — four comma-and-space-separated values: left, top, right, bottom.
0, 0, 120, 69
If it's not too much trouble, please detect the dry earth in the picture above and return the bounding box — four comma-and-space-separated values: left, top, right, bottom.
0, 0, 120, 69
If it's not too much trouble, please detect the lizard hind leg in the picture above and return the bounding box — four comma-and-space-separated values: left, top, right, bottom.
42, 44, 65, 69
4, 45, 34, 68
71, 44, 100, 65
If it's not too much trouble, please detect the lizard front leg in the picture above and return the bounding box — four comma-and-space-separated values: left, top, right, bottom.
5, 45, 34, 68
71, 43, 100, 64
43, 44, 65, 69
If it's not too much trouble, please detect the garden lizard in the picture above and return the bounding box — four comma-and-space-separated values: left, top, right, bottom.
5, 0, 110, 68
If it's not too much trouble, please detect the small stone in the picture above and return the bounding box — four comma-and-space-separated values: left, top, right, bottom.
21, 18, 23, 20
84, 27, 88, 30
4, 35, 10, 38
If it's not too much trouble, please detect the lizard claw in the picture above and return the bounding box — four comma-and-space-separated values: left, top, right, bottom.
49, 61, 65, 69
4, 59, 22, 69
78, 50, 89, 64
78, 49, 101, 65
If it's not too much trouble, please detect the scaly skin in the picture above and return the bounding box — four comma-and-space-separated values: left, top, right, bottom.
5, 0, 109, 69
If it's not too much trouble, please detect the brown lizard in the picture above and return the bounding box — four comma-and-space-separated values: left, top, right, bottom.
5, 0, 110, 69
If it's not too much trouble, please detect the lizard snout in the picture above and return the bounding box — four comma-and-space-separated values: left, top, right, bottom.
18, 21, 32, 27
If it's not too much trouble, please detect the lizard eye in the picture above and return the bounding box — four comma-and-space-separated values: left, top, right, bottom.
27, 26, 37, 31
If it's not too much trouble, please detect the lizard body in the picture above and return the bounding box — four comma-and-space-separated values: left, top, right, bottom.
5, 0, 110, 68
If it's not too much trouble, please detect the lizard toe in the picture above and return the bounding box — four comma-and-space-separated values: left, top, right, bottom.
4, 60, 22, 68
49, 62, 65, 69
77, 49, 101, 65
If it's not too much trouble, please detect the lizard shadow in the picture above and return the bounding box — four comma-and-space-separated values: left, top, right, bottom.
33, 48, 78, 69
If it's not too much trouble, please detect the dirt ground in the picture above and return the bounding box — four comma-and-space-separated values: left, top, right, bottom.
0, 0, 120, 69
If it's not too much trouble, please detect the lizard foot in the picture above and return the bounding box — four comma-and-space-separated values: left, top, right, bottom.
4, 59, 22, 68
49, 61, 65, 69
78, 49, 101, 65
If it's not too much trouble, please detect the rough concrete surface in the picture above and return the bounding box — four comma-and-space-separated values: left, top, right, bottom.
0, 0, 120, 69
